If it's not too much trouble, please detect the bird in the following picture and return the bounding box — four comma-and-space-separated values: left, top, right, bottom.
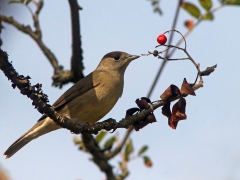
4, 51, 140, 158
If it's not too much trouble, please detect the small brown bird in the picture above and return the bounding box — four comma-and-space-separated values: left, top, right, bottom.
4, 51, 140, 158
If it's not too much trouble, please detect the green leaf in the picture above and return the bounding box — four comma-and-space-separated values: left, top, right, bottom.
124, 139, 134, 161
153, 7, 163, 15
26, 0, 32, 5
221, 0, 240, 5
8, 0, 21, 4
181, 2, 201, 19
202, 11, 214, 20
143, 156, 153, 167
138, 145, 148, 156
199, 0, 212, 10
151, 0, 159, 6
103, 136, 116, 149
95, 131, 107, 143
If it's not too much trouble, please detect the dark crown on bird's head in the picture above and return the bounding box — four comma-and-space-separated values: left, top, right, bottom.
102, 51, 128, 61
98, 51, 139, 71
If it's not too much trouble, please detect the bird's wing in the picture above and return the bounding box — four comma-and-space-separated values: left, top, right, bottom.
38, 72, 101, 121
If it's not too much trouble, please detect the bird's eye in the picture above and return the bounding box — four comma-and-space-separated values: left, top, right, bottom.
113, 55, 120, 61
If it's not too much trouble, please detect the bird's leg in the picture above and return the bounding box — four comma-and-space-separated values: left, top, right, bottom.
64, 115, 85, 133
100, 118, 118, 133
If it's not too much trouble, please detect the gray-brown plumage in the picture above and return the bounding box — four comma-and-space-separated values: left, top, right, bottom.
4, 51, 140, 158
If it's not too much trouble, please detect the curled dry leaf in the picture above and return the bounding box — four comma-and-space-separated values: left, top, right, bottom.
168, 119, 179, 130
199, 64, 217, 76
125, 108, 140, 117
162, 102, 171, 117
160, 84, 180, 101
180, 78, 196, 96
133, 113, 156, 131
141, 97, 152, 103
172, 97, 186, 121
175, 111, 187, 120
135, 97, 151, 109
145, 113, 157, 123
169, 97, 187, 129
128, 97, 156, 131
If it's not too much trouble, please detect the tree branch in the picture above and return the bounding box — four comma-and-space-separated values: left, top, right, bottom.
68, 0, 84, 82
0, 14, 62, 73
0, 15, 35, 37
0, 5, 78, 87
32, 0, 43, 38
0, 49, 82, 132
116, 152, 129, 180
82, 133, 116, 180
105, 127, 133, 160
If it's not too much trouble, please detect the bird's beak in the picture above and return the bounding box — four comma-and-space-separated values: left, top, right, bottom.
127, 55, 140, 61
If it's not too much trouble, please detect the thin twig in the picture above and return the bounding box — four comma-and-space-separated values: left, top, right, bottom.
147, 0, 183, 98
0, 14, 61, 73
163, 29, 187, 50
32, 0, 43, 38
147, 2, 224, 98
167, 4, 225, 59
0, 15, 35, 37
81, 133, 116, 180
158, 56, 189, 61
115, 151, 129, 180
105, 127, 133, 160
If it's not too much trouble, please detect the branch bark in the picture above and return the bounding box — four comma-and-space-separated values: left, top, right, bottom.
82, 133, 116, 180
0, 1, 85, 87
68, 0, 84, 82
105, 127, 133, 160
0, 15, 61, 72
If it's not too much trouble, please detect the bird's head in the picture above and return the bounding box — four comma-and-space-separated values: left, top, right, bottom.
97, 51, 140, 73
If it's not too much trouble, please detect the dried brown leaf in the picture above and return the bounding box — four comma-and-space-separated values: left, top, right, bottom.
169, 97, 187, 129
135, 98, 150, 109
180, 78, 196, 96
175, 111, 187, 120
145, 113, 157, 123
125, 108, 140, 117
141, 97, 151, 103
173, 97, 186, 115
162, 102, 171, 118
160, 84, 180, 101
199, 64, 217, 76
168, 117, 178, 129
133, 113, 156, 131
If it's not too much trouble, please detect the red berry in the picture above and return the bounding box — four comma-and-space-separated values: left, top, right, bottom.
157, 34, 167, 45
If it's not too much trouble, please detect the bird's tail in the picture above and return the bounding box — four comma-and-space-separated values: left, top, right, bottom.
4, 117, 60, 158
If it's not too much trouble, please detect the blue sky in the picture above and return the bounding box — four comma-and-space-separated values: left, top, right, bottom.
1, 0, 240, 180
